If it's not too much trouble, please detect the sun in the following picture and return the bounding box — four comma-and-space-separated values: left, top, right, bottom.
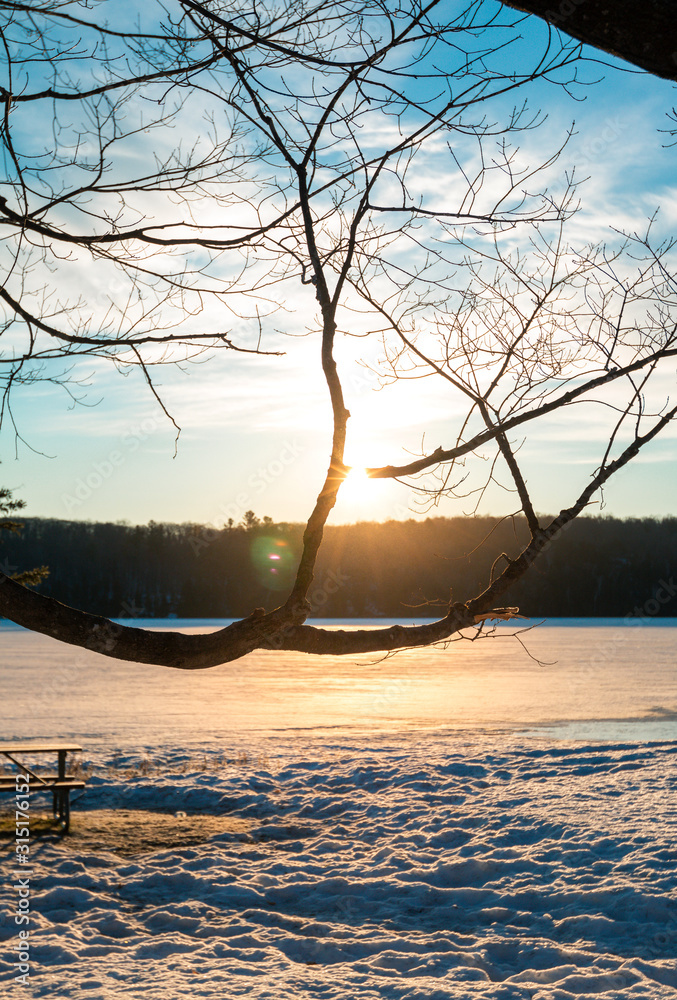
340, 464, 372, 502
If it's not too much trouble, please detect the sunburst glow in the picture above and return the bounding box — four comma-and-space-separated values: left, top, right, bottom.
341, 465, 371, 502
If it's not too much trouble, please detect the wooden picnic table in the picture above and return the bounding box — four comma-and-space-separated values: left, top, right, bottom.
0, 742, 85, 831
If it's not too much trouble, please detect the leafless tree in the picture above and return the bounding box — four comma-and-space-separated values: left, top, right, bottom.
0, 0, 675, 667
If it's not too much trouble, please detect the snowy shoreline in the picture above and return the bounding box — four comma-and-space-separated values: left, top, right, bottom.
1, 732, 676, 998
1, 622, 676, 996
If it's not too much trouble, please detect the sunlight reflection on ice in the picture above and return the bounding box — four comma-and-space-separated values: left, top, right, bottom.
1, 619, 676, 746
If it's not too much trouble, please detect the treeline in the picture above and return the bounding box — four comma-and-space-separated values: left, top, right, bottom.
2, 514, 676, 619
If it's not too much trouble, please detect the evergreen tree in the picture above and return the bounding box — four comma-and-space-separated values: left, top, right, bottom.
0, 469, 49, 587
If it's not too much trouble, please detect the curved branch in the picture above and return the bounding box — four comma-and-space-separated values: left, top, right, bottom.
480, 404, 540, 537
0, 54, 223, 105
0, 569, 478, 665
468, 400, 677, 615
0, 285, 281, 354
1, 404, 674, 666
368, 346, 677, 480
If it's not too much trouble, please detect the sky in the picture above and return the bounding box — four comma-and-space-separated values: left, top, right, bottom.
1, 3, 676, 529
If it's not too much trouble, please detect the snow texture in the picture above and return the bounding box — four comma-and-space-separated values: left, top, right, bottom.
1, 621, 676, 997
1, 734, 676, 999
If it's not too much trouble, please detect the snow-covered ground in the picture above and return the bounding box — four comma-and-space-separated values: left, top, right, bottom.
1, 735, 676, 998
1, 622, 676, 997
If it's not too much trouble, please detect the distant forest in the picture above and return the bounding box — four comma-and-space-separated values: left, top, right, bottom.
2, 514, 677, 620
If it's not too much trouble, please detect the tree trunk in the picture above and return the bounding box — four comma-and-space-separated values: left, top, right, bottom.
502, 0, 677, 81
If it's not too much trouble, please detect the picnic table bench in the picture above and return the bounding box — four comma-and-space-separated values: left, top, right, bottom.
0, 743, 85, 832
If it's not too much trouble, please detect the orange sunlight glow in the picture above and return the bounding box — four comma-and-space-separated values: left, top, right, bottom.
332, 437, 402, 521
341, 465, 371, 502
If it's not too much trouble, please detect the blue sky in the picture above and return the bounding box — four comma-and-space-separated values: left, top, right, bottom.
1, 6, 676, 528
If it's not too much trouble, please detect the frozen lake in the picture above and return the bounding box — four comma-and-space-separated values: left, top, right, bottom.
2, 618, 676, 746
1, 619, 677, 998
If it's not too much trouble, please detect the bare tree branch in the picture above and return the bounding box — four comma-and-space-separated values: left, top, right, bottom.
0, 1, 676, 667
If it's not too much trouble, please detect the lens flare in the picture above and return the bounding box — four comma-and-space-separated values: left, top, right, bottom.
250, 536, 295, 591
